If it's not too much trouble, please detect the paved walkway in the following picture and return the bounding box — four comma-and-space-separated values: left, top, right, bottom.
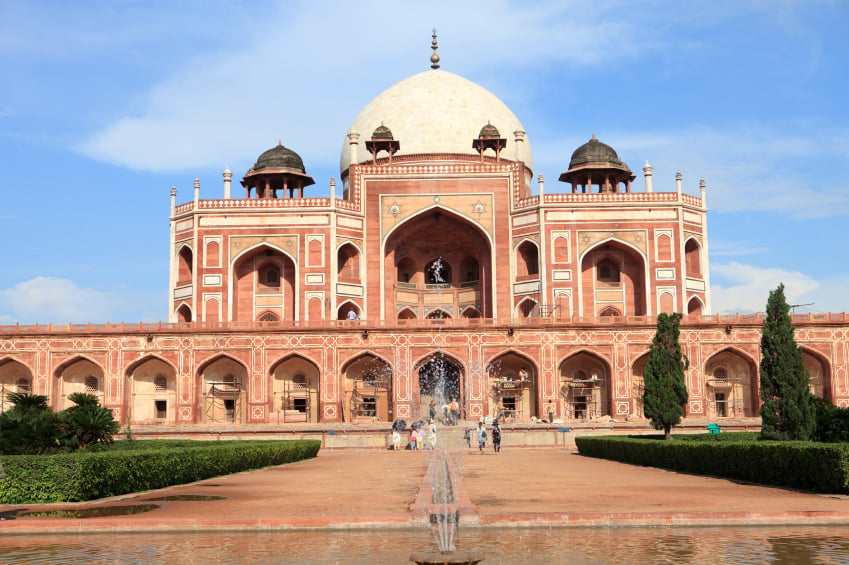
2, 447, 848, 533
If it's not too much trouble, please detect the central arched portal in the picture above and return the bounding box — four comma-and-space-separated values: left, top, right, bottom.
385, 208, 492, 320
415, 354, 464, 423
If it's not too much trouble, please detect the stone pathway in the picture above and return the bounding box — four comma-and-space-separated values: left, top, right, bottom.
1, 447, 848, 533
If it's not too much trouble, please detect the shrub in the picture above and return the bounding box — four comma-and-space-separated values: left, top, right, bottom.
575, 434, 849, 494
0, 439, 321, 503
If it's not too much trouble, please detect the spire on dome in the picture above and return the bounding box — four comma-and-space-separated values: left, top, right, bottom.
430, 29, 440, 69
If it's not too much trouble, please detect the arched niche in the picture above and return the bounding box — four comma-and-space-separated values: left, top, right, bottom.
232, 245, 296, 322
0, 358, 34, 411
414, 353, 464, 422
126, 355, 177, 424
197, 355, 248, 424
341, 354, 393, 423
54, 356, 106, 411
486, 352, 538, 421
704, 348, 758, 418
270, 354, 321, 423
802, 348, 832, 401
559, 351, 612, 420
581, 240, 647, 317
383, 207, 493, 318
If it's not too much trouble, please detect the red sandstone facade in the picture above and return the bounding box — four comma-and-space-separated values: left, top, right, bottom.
1, 53, 846, 427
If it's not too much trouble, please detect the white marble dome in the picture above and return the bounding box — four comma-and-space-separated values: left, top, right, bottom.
340, 69, 533, 174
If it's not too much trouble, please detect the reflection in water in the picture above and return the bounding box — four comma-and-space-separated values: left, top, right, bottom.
1, 527, 849, 564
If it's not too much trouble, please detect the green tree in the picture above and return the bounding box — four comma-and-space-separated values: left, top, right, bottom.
0, 393, 63, 455
61, 392, 120, 450
759, 283, 815, 440
643, 313, 690, 440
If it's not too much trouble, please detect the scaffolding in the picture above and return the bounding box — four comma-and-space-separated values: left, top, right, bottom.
562, 376, 604, 420
277, 379, 311, 423
490, 377, 531, 422
347, 373, 389, 422
203, 379, 243, 424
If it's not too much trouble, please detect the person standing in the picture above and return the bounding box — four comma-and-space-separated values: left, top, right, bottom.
450, 399, 460, 425
429, 400, 436, 422
545, 400, 556, 423
492, 420, 502, 453
410, 427, 418, 451
477, 421, 487, 453
392, 429, 401, 451
463, 427, 471, 448
428, 419, 437, 450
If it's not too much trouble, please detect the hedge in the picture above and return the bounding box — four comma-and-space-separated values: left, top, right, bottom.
0, 439, 320, 504
575, 434, 849, 494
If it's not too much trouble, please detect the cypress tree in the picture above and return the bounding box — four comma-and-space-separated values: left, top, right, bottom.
759, 283, 814, 440
643, 312, 690, 440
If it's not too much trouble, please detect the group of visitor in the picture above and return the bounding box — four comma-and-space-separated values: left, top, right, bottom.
463, 419, 502, 453
437, 399, 461, 425
392, 420, 438, 451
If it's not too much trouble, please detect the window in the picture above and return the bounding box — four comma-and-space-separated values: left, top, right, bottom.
714, 367, 728, 383
84, 376, 99, 393
715, 392, 727, 417
154, 375, 168, 391
502, 396, 516, 411
597, 259, 620, 283
293, 374, 307, 389
155, 400, 167, 419
224, 399, 236, 421
265, 270, 279, 284
293, 398, 307, 413
16, 378, 31, 393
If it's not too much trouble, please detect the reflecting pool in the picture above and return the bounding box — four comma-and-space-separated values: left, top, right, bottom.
2, 526, 849, 564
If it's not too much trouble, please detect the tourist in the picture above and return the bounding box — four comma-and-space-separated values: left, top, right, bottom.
463, 427, 471, 447
410, 427, 418, 451
545, 400, 556, 423
428, 419, 437, 450
429, 399, 436, 422
477, 422, 487, 452
492, 420, 501, 453
450, 399, 460, 425
392, 429, 401, 451
441, 402, 449, 424
347, 308, 358, 321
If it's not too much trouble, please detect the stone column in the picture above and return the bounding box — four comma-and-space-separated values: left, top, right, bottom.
223, 167, 232, 199
643, 161, 653, 192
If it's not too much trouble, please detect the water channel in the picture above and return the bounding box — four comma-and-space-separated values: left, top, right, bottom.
2, 526, 849, 564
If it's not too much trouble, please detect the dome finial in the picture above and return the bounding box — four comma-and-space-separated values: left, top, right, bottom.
430, 28, 440, 70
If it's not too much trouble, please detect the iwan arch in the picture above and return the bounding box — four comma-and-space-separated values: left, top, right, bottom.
2, 40, 848, 426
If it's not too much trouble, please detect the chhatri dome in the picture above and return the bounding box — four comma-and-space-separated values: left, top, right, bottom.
340, 34, 532, 174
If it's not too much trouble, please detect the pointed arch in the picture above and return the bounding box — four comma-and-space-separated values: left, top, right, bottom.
0, 357, 36, 409
580, 238, 648, 317
175, 303, 193, 323
231, 242, 297, 323
801, 347, 832, 401
197, 353, 248, 424
269, 353, 321, 423
486, 349, 539, 421
704, 347, 759, 418
515, 239, 540, 279
685, 237, 702, 278
630, 350, 651, 419
340, 352, 394, 423
53, 355, 106, 410
126, 354, 178, 424
382, 204, 495, 247
426, 308, 452, 319
337, 300, 361, 320
397, 307, 417, 320
599, 306, 621, 317
177, 243, 193, 285
558, 350, 613, 420
461, 306, 481, 318
337, 241, 362, 283
687, 296, 705, 316
516, 297, 538, 318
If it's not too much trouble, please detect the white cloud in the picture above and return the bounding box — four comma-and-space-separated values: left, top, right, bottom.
75, 1, 656, 175
534, 125, 849, 218
710, 262, 821, 314
0, 277, 160, 324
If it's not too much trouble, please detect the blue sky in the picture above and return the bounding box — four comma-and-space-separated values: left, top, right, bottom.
1, 0, 847, 324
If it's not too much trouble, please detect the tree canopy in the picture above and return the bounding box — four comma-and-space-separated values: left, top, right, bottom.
759, 283, 815, 440
643, 313, 690, 439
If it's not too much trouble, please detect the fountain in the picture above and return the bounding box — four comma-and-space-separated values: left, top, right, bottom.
409, 342, 484, 565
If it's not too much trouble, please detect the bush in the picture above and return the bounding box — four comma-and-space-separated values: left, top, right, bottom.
0, 439, 321, 503
575, 433, 849, 494
812, 397, 849, 443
